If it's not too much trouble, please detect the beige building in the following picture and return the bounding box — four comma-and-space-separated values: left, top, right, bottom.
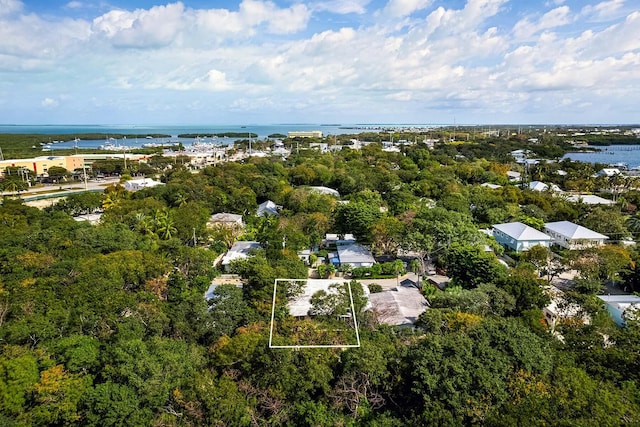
1, 153, 150, 178
287, 130, 323, 138
0, 155, 85, 177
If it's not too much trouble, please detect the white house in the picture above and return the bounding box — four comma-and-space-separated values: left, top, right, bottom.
336, 243, 376, 268
308, 186, 340, 198
256, 200, 279, 217
529, 181, 562, 193
596, 168, 622, 177
544, 221, 608, 250
507, 171, 522, 182
492, 222, 552, 252
220, 241, 261, 271
565, 194, 614, 205
123, 177, 164, 191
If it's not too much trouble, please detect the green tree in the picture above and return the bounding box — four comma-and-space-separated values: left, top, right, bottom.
442, 243, 507, 289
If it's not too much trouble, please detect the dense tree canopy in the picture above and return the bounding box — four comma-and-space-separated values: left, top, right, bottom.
2, 135, 640, 425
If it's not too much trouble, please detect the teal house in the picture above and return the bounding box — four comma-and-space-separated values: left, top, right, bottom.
492, 222, 552, 252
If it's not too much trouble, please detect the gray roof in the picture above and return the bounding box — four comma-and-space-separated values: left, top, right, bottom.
369, 286, 429, 326
209, 212, 243, 224
337, 243, 376, 264
221, 241, 260, 265
544, 221, 608, 240
493, 222, 552, 241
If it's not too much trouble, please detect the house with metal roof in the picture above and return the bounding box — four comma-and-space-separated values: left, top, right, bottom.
492, 222, 552, 252
565, 194, 614, 205
336, 243, 376, 267
598, 294, 640, 326
256, 200, 279, 217
220, 241, 261, 271
123, 177, 164, 191
544, 221, 608, 250
207, 212, 244, 229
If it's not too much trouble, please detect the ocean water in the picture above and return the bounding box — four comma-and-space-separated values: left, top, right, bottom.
0, 123, 408, 150
562, 145, 640, 168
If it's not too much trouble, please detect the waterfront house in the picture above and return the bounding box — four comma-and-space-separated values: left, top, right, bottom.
492, 222, 552, 252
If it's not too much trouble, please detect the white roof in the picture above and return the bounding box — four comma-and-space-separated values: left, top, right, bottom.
544, 221, 608, 240
221, 241, 260, 265
481, 183, 502, 189
308, 186, 340, 198
598, 168, 621, 176
257, 200, 279, 216
493, 222, 552, 241
529, 181, 548, 191
337, 243, 376, 264
598, 295, 640, 304
565, 194, 614, 205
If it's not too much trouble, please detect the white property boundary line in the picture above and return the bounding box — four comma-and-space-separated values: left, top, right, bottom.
269, 279, 361, 349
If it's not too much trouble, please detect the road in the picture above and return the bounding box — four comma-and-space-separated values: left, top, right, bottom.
1, 177, 120, 199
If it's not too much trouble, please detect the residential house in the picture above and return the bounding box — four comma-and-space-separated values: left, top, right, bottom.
220, 241, 261, 271
492, 222, 552, 252
207, 212, 244, 229
123, 177, 164, 191
529, 181, 562, 193
256, 200, 279, 217
544, 221, 608, 250
308, 186, 340, 198
598, 295, 640, 326
336, 243, 376, 268
507, 171, 522, 182
565, 194, 614, 205
596, 168, 622, 177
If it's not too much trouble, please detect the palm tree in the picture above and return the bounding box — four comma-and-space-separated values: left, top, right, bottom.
626, 215, 640, 234
155, 215, 177, 240
133, 213, 154, 235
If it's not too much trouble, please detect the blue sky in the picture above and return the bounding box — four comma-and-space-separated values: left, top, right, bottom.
1, 0, 638, 125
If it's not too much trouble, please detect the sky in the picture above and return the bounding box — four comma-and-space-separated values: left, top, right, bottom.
0, 0, 639, 125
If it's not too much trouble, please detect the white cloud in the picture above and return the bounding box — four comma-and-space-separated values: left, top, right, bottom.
581, 0, 625, 20
382, 0, 432, 18
92, 3, 186, 48
0, 0, 22, 17
312, 0, 371, 14
513, 6, 572, 39
194, 0, 310, 38
41, 97, 59, 107
1, 0, 640, 124
66, 1, 83, 9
